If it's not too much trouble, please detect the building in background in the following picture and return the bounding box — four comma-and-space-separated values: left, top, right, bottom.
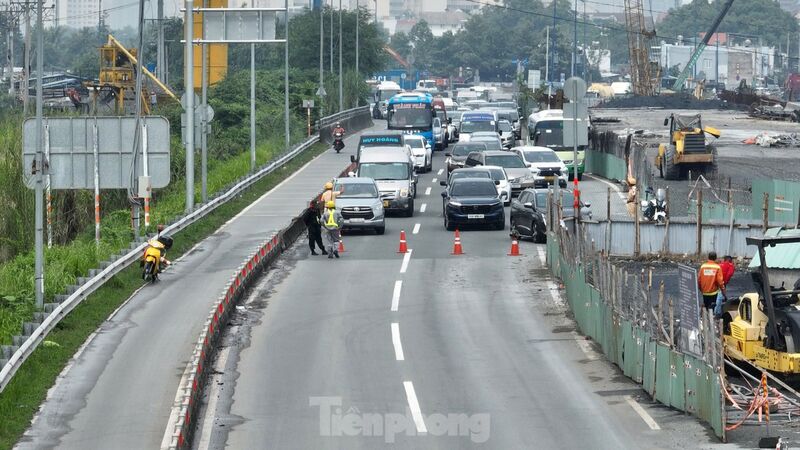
659, 40, 775, 89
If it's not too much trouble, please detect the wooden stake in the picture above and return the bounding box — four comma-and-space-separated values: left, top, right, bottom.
696, 189, 703, 256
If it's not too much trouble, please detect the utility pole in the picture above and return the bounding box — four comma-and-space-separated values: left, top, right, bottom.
200, 0, 208, 201
7, 13, 15, 97
338, 0, 342, 111
284, 0, 290, 149
319, 3, 324, 116
571, 0, 577, 77
23, 4, 29, 114
355, 2, 359, 77
184, 0, 195, 212
157, 0, 165, 82
250, 43, 255, 171
329, 0, 333, 73
34, 0, 43, 308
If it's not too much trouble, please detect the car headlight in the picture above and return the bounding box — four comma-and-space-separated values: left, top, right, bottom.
448, 201, 462, 207
399, 188, 409, 197
520, 174, 535, 182
563, 160, 573, 165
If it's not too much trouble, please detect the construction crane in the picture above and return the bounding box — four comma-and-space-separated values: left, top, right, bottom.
86, 34, 178, 115
623, 0, 658, 96
671, 0, 735, 91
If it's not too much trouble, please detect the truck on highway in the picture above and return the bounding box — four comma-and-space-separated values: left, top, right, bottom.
350, 148, 417, 217
372, 80, 403, 119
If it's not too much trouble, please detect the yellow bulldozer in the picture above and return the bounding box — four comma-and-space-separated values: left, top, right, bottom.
655, 113, 720, 180
723, 234, 800, 374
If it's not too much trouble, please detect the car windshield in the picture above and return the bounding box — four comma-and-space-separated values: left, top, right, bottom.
451, 181, 498, 197
461, 120, 495, 133
451, 171, 491, 181
532, 120, 564, 148
388, 106, 432, 129
472, 138, 502, 151
451, 111, 463, 121
377, 89, 401, 101
452, 143, 486, 156
435, 110, 447, 121
523, 150, 561, 163
498, 121, 512, 132
486, 154, 526, 168
359, 163, 409, 181
487, 168, 506, 181
335, 182, 379, 198
405, 139, 424, 148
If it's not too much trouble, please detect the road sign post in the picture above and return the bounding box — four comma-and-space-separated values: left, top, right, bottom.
303, 99, 315, 136
563, 76, 588, 223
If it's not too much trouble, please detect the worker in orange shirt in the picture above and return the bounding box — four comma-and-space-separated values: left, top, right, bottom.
698, 252, 727, 311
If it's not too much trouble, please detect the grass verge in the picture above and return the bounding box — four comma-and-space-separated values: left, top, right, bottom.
0, 142, 327, 449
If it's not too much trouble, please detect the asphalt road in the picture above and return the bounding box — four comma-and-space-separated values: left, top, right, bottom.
14, 127, 375, 450
193, 143, 728, 448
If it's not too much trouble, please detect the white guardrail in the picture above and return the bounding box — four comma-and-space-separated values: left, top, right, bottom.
0, 106, 370, 393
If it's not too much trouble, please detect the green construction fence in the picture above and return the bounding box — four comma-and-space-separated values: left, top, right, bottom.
546, 236, 726, 440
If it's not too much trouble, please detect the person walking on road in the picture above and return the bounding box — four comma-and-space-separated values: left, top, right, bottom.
698, 252, 727, 312
321, 200, 343, 259
304, 200, 327, 256
625, 177, 638, 218
714, 256, 735, 317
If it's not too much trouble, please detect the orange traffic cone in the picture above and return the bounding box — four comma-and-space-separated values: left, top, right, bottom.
508, 238, 521, 256
398, 230, 408, 253
338, 239, 346, 253
451, 230, 463, 255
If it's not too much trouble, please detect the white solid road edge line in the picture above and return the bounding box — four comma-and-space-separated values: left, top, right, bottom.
424, 187, 432, 196
391, 323, 405, 361
391, 280, 403, 312
400, 249, 413, 274
403, 381, 428, 433
624, 395, 661, 431
585, 174, 626, 201
437, 169, 443, 175
412, 223, 421, 234
420, 203, 427, 213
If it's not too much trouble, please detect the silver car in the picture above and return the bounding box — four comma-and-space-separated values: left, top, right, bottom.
333, 177, 386, 234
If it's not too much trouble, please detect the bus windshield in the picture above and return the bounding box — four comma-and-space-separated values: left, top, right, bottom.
388, 105, 433, 130
533, 120, 564, 148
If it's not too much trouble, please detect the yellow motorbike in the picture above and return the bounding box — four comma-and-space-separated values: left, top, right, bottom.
141, 236, 172, 282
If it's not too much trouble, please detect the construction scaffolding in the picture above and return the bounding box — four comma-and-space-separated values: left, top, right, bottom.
623, 0, 658, 96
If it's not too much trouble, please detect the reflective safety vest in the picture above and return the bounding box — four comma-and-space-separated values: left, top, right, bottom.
325, 208, 338, 227
698, 261, 723, 295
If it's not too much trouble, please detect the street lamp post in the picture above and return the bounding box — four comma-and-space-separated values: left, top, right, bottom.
338, 0, 343, 111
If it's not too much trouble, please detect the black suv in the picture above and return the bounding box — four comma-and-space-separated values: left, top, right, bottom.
441, 178, 504, 231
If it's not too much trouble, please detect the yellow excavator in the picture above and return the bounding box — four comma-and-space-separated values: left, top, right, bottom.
655, 113, 721, 180
723, 234, 800, 374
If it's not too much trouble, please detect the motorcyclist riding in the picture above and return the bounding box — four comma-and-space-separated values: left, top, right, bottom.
332, 122, 346, 152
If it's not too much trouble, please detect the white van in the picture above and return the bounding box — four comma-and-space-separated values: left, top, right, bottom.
352, 149, 417, 217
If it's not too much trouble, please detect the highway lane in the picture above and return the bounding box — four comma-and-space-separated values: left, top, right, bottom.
195, 149, 724, 449
14, 125, 377, 450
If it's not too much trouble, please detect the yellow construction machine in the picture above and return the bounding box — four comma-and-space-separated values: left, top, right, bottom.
723, 235, 800, 374
655, 113, 721, 180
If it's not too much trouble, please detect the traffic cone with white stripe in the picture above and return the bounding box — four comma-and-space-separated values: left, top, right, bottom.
398, 230, 408, 253
508, 238, 521, 256
452, 230, 463, 255
338, 239, 346, 253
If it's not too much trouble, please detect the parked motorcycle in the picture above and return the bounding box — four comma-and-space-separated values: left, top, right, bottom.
333, 131, 345, 153
641, 187, 667, 223
141, 235, 173, 282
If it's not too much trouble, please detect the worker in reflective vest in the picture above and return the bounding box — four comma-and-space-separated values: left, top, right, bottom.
698, 251, 727, 311
321, 200, 343, 259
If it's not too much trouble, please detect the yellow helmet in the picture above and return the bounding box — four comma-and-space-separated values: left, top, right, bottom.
324, 182, 333, 190
325, 200, 335, 209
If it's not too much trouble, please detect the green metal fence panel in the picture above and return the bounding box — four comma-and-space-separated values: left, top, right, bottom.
655, 343, 672, 405
683, 355, 700, 415
669, 350, 686, 411
595, 301, 607, 353
585, 150, 627, 181
696, 360, 712, 424
632, 327, 645, 383
622, 321, 636, 378
612, 313, 623, 367
642, 333, 657, 396
709, 366, 725, 440
587, 287, 600, 339
752, 179, 800, 225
